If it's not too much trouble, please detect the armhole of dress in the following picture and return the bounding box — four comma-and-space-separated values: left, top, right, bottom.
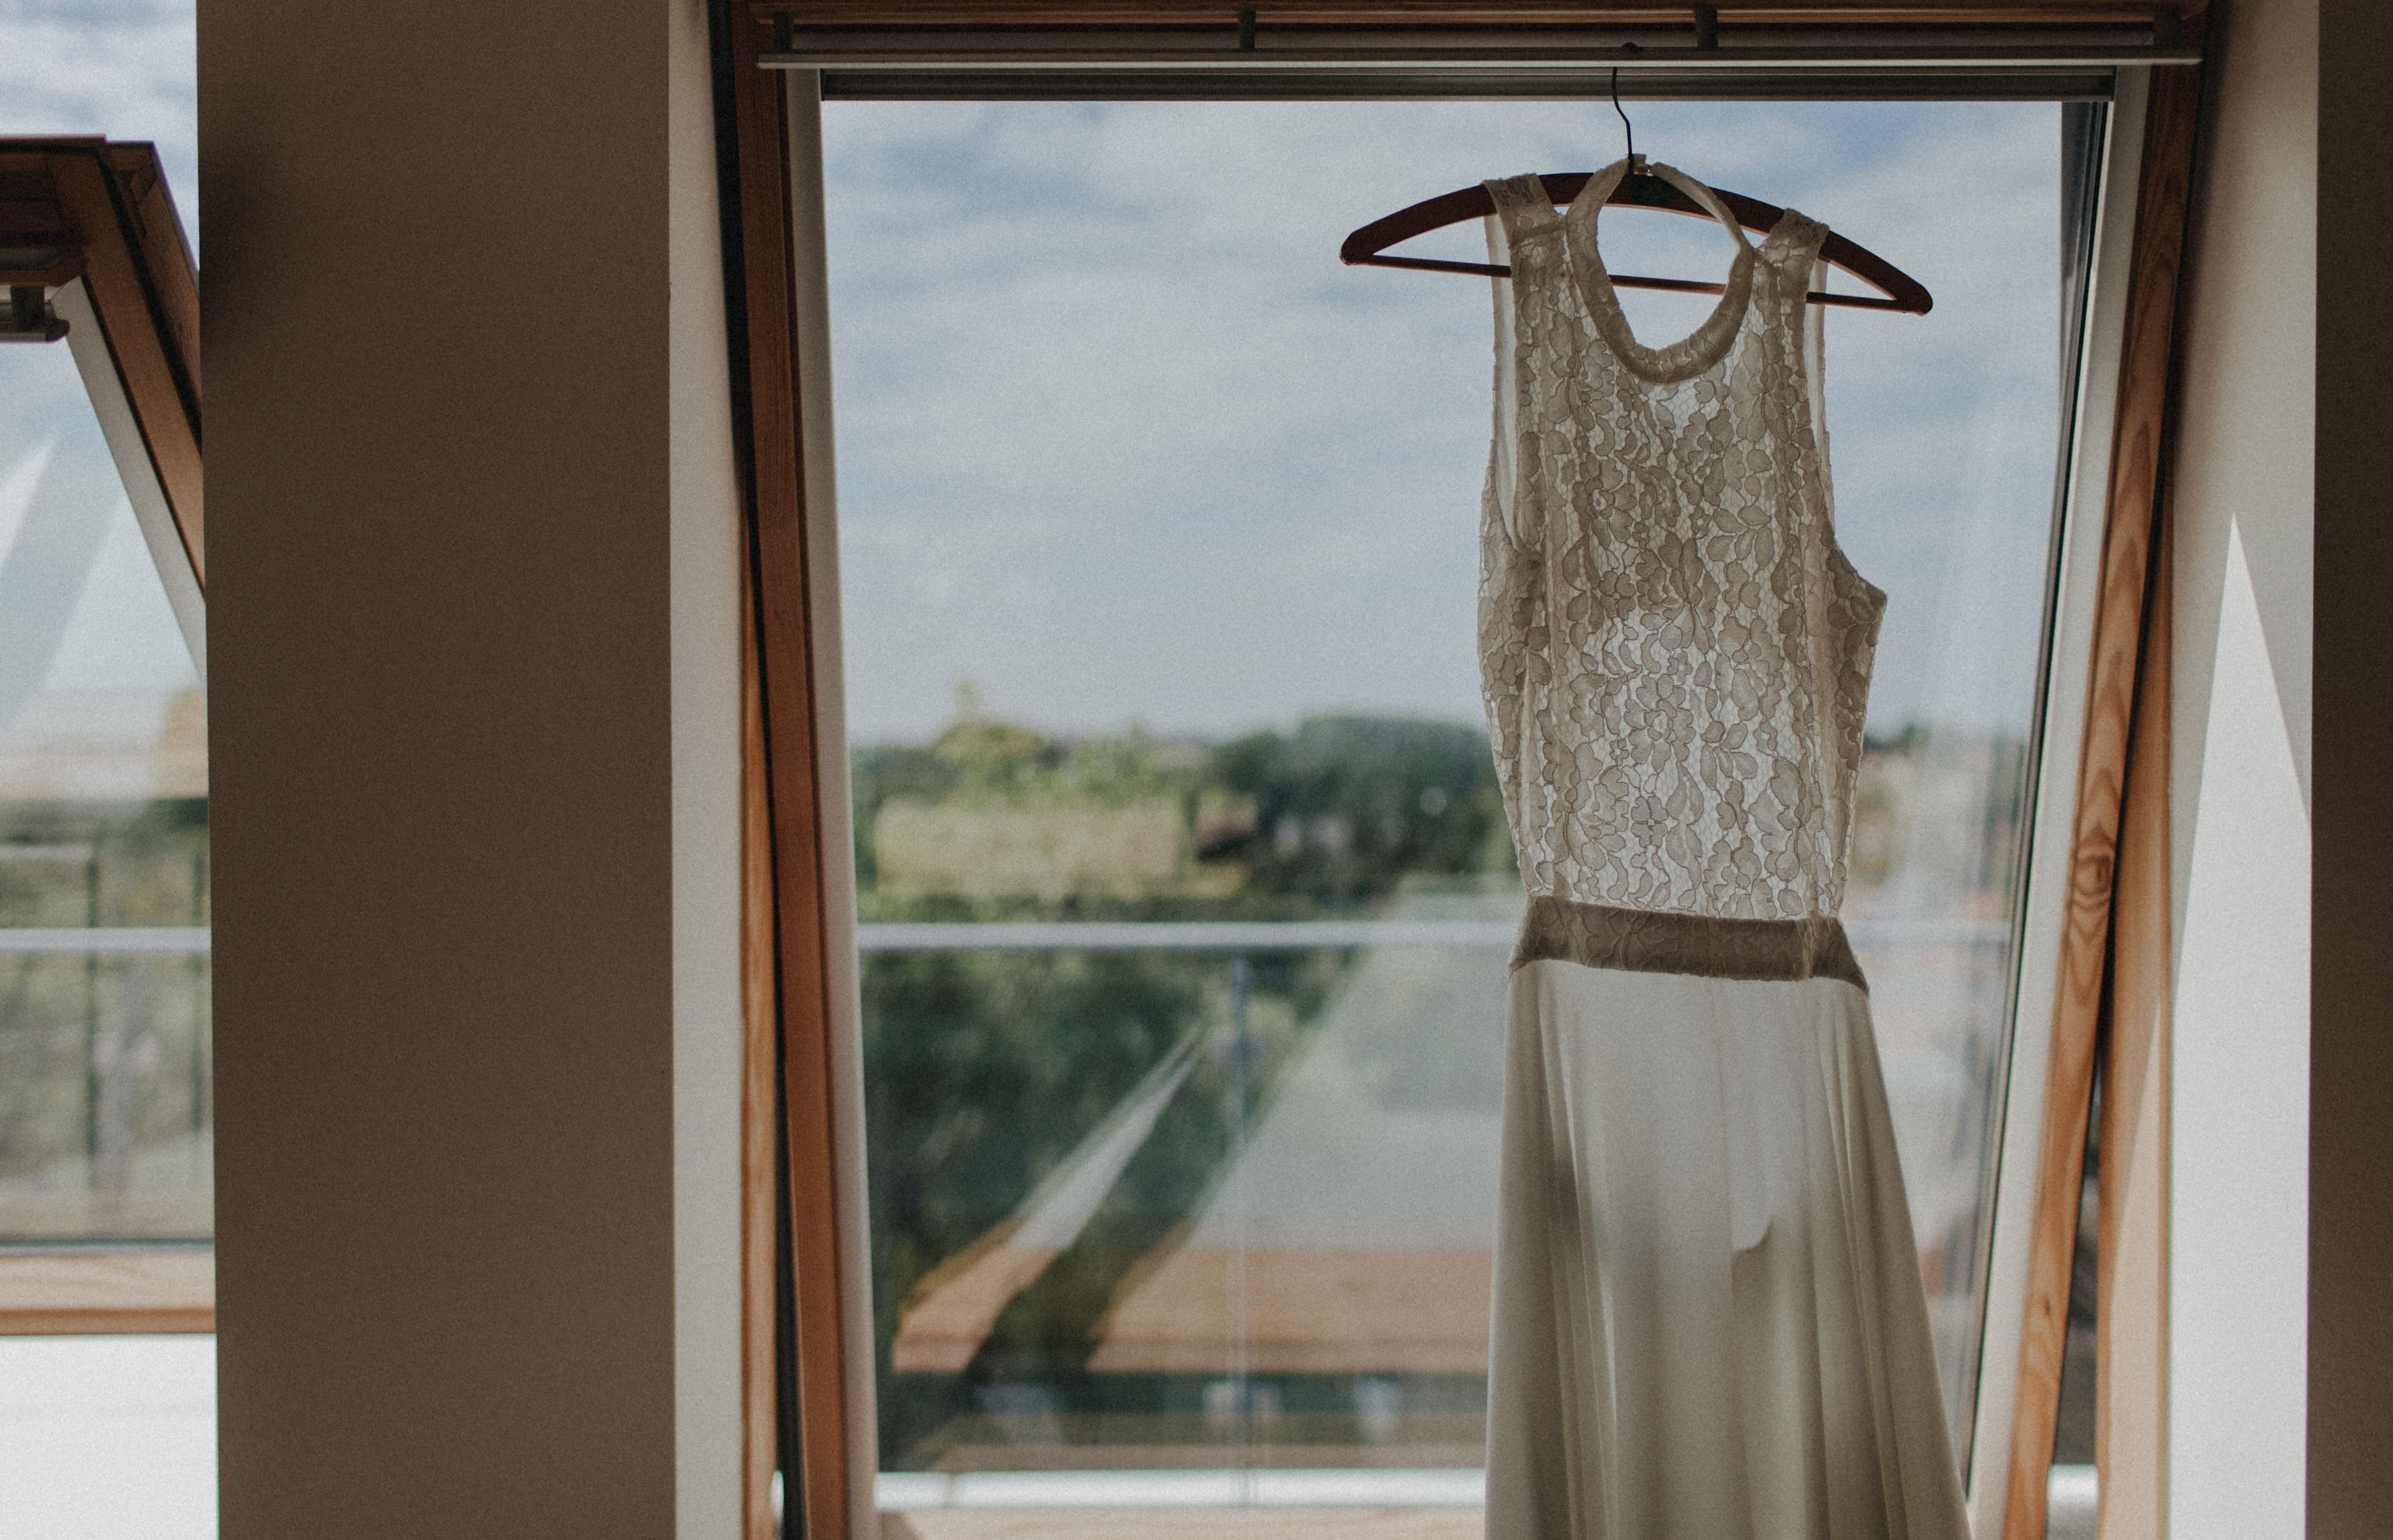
1803, 255, 1833, 524
1488, 205, 1524, 549
1804, 255, 1888, 605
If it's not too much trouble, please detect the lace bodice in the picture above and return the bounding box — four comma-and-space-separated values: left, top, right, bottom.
1478, 161, 1884, 923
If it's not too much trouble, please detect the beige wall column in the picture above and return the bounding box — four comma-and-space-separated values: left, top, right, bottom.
2163, 4, 2317, 1539
200, 2, 745, 1535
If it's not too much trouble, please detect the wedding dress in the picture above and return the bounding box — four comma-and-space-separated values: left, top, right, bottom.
1477, 161, 1971, 1540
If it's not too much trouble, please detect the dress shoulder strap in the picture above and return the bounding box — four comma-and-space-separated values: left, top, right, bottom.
1484, 176, 1563, 245
1757, 208, 1831, 275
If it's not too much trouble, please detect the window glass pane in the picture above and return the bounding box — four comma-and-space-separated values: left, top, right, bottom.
0, 0, 205, 1255
0, 335, 207, 1243
827, 99, 2066, 1521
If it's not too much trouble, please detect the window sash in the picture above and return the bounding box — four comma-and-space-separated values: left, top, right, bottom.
728, 24, 2192, 1537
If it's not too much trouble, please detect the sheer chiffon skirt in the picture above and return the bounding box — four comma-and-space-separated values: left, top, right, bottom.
1484, 960, 1971, 1540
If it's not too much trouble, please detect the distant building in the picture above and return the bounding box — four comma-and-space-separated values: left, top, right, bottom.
0, 688, 205, 802
875, 799, 1221, 900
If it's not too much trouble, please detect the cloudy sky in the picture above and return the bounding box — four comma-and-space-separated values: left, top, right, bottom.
824, 98, 2066, 747
0, 0, 194, 216
0, 4, 2070, 749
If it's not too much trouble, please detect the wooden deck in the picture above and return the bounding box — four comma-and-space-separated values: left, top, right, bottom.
0, 1250, 213, 1335
1091, 1247, 1490, 1375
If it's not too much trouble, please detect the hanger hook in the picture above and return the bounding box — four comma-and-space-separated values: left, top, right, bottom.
1611, 67, 1636, 168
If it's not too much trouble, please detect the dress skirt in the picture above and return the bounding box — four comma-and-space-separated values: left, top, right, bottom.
1484, 958, 1971, 1540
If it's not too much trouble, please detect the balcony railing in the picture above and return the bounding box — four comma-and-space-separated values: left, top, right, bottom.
857, 917, 2008, 952
0, 928, 211, 955
0, 916, 2009, 957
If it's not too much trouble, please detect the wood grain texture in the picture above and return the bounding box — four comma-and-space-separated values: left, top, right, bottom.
743, 555, 782, 1538
43, 145, 204, 586
731, 16, 856, 1536
2000, 56, 2203, 1540
0, 1249, 213, 1335
0, 156, 82, 286
2098, 493, 2170, 1540
103, 143, 201, 409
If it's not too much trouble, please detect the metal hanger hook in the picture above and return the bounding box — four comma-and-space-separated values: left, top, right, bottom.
1610, 69, 1633, 161
1610, 67, 1638, 171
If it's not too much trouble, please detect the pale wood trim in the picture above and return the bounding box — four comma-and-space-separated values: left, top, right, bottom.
2000, 52, 2202, 1540
729, 16, 857, 1538
0, 1250, 214, 1335
2097, 496, 2170, 1540
783, 70, 886, 1534
99, 144, 201, 410
743, 550, 783, 1538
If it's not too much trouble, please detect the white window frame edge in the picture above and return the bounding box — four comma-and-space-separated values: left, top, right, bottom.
672, 0, 752, 1527
785, 68, 886, 1540
1964, 63, 2149, 1540
53, 277, 205, 679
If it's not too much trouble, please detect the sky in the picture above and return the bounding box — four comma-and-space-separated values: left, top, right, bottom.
0, 2, 2071, 750
823, 99, 2068, 748
0, 0, 195, 219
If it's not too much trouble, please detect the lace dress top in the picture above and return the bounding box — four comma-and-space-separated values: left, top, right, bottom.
1478, 161, 1886, 960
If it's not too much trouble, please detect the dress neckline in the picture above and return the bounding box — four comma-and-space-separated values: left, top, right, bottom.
1562, 160, 1769, 386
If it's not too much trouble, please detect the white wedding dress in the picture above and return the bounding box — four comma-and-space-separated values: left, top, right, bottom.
1477, 162, 1971, 1540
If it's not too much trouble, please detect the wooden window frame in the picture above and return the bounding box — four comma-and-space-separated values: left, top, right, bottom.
0, 136, 208, 1338
1996, 56, 2198, 1540
714, 9, 2208, 1538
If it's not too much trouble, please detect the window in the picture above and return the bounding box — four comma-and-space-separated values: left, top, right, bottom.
798, 83, 2116, 1532
0, 11, 210, 1530
0, 321, 206, 1248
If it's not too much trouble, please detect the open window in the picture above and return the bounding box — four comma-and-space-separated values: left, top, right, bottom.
720, 13, 2202, 1540
0, 139, 208, 1335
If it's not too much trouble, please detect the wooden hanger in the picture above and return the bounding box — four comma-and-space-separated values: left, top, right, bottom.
1339, 165, 1933, 316
1340, 78, 1931, 315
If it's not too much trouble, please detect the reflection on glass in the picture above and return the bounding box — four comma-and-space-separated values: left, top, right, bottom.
0, 336, 208, 1243
856, 719, 1512, 1490
830, 99, 2066, 1524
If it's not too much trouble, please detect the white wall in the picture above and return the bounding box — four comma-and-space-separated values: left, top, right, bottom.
2166, 3, 2317, 1536
671, 0, 749, 1532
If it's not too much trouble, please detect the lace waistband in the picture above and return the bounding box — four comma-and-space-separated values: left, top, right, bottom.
1513, 895, 1867, 991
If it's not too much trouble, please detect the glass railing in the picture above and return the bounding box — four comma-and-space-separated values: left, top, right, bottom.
0, 834, 211, 1245
860, 896, 2014, 1516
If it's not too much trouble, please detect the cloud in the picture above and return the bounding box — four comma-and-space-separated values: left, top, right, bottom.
0, 1, 197, 245
824, 100, 2069, 745
0, 22, 2077, 745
